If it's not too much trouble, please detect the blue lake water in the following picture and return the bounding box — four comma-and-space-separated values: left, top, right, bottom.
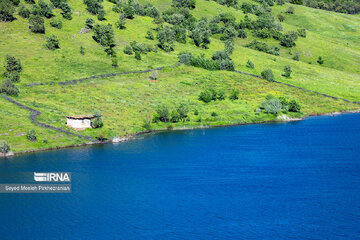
1, 113, 360, 239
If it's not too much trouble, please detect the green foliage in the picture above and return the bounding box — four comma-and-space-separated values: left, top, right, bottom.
198, 88, 225, 103
238, 29, 247, 39
261, 97, 282, 114
176, 103, 189, 122
155, 104, 170, 122
190, 18, 211, 49
172, 0, 196, 9
211, 111, 218, 117
91, 111, 103, 128
38, 0, 53, 18
50, 18, 62, 29
111, 57, 118, 67
26, 129, 37, 141
80, 46, 85, 55
280, 31, 298, 47
97, 8, 106, 21
286, 6, 294, 14
123, 45, 133, 55
276, 0, 285, 4
179, 52, 234, 71
246, 59, 255, 69
288, 99, 301, 112
123, 1, 135, 19
293, 52, 300, 61
282, 65, 292, 78
0, 140, 10, 154
224, 40, 234, 55
45, 35, 60, 50
277, 14, 285, 22
29, 15, 45, 33
145, 30, 154, 40
221, 25, 237, 41
297, 28, 306, 38
3, 54, 22, 82
84, 0, 104, 15
18, 4, 30, 18
142, 114, 152, 131
173, 25, 187, 44
25, 0, 35, 3
115, 14, 126, 29
157, 25, 175, 52
302, 0, 360, 14
245, 40, 279, 56
229, 89, 239, 100
92, 24, 115, 47
317, 56, 324, 65
50, 0, 65, 8
212, 51, 230, 61
134, 51, 141, 60
0, 0, 15, 21
85, 18, 95, 29
0, 79, 19, 96
261, 69, 275, 81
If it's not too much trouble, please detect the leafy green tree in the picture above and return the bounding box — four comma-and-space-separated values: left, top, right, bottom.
286, 6, 294, 14
97, 8, 105, 20
172, 0, 196, 9
45, 35, 60, 50
176, 103, 189, 122
156, 25, 175, 52
261, 98, 282, 114
4, 55, 22, 82
0, 0, 15, 21
123, 45, 133, 55
224, 39, 234, 55
0, 79, 19, 96
221, 25, 237, 41
115, 13, 126, 29
83, 0, 103, 15
134, 51, 141, 60
25, 0, 35, 3
246, 59, 255, 69
282, 65, 292, 78
123, 1, 135, 19
280, 31, 298, 47
276, 0, 285, 5
288, 99, 301, 112
173, 25, 187, 43
91, 111, 103, 128
293, 52, 300, 61
29, 15, 45, 33
156, 104, 170, 122
261, 69, 275, 81
85, 18, 95, 29
277, 14, 285, 22
145, 30, 154, 40
92, 24, 115, 47
0, 140, 10, 155
60, 2, 72, 20
212, 51, 230, 61
26, 129, 37, 141
18, 4, 30, 18
190, 19, 211, 49
198, 89, 213, 103
220, 59, 235, 71
50, 18, 62, 29
38, 0, 53, 18
229, 89, 239, 100
50, 0, 64, 8
238, 29, 247, 39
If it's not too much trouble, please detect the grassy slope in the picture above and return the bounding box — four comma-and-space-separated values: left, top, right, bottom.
0, 0, 359, 152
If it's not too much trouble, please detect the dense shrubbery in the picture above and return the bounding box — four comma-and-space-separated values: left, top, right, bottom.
115, 14, 126, 29
45, 34, 60, 50
92, 24, 115, 47
245, 40, 280, 56
282, 65, 292, 78
91, 111, 104, 128
29, 15, 45, 33
302, 0, 360, 14
190, 18, 211, 48
18, 4, 30, 18
172, 0, 196, 9
153, 103, 190, 123
280, 31, 298, 47
199, 88, 225, 103
157, 26, 175, 52
179, 52, 235, 71
50, 18, 62, 29
0, 79, 19, 96
3, 55, 22, 83
260, 95, 301, 115
0, 0, 16, 21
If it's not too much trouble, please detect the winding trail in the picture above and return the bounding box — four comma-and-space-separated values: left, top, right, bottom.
3, 64, 359, 142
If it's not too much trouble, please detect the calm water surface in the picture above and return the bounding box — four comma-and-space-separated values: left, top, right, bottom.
1, 114, 360, 239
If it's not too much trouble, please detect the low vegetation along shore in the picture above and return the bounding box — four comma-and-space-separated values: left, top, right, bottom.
0, 0, 359, 155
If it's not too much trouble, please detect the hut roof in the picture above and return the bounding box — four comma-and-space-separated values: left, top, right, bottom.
65, 115, 95, 119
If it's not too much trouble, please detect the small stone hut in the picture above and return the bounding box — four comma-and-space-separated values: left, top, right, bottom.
66, 115, 95, 130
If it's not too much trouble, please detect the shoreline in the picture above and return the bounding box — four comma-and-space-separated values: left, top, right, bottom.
2, 109, 360, 158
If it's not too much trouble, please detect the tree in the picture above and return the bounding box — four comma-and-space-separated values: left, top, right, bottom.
123, 45, 133, 55
134, 51, 141, 60
26, 129, 37, 141
280, 31, 298, 47
238, 29, 247, 39
18, 4, 30, 18
0, 79, 19, 96
212, 51, 230, 61
277, 14, 285, 22
288, 100, 301, 112
317, 56, 324, 65
97, 8, 105, 21
261, 69, 275, 81
0, 140, 10, 155
123, 1, 135, 19
91, 110, 103, 128
221, 25, 237, 41
224, 40, 234, 55
156, 25, 175, 52
85, 18, 95, 29
246, 59, 255, 69
145, 30, 154, 40
111, 57, 118, 67
115, 14, 126, 29
60, 2, 72, 20
29, 15, 45, 33
293, 52, 300, 61
176, 103, 189, 122
38, 0, 53, 18
92, 24, 115, 47
261, 98, 282, 115
156, 104, 170, 122
50, 18, 62, 29
172, 0, 196, 9
83, 0, 103, 15
173, 25, 187, 43
4, 55, 22, 82
0, 0, 15, 22
282, 65, 292, 78
229, 89, 239, 100
286, 6, 294, 14
199, 89, 212, 103
45, 35, 60, 50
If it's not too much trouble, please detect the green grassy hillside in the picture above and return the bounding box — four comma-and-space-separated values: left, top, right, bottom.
0, 0, 359, 153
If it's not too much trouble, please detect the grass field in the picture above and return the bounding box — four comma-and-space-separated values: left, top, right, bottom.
0, 0, 359, 153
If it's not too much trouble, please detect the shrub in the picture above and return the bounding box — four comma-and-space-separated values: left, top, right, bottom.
38, 0, 53, 18
211, 112, 218, 117
198, 89, 212, 103
194, 109, 199, 115
115, 14, 126, 29
229, 89, 239, 100
145, 30, 154, 40
149, 70, 158, 80
297, 28, 306, 38
217, 90, 225, 100
276, 0, 285, 5
0, 0, 15, 21
245, 40, 279, 56
157, 26, 175, 52
176, 103, 189, 122
220, 59, 235, 71
293, 52, 300, 61
142, 115, 152, 131
190, 19, 211, 49
26, 129, 37, 141
261, 98, 282, 115
97, 8, 105, 21
221, 25, 237, 41
172, 0, 196, 9
25, 0, 35, 3
277, 14, 285, 22
278, 96, 289, 112
282, 65, 292, 78
92, 24, 115, 47
50, 18, 62, 29
280, 31, 298, 47
238, 29, 247, 39
286, 6, 294, 14
0, 140, 10, 154
18, 4, 30, 18
85, 18, 95, 29
45, 35, 60, 50
261, 69, 275, 81
91, 111, 103, 128
29, 15, 45, 33
134, 51, 141, 60
80, 46, 85, 55
212, 51, 230, 61
173, 25, 187, 44
156, 104, 170, 122
0, 79, 19, 96
123, 45, 133, 55
288, 99, 301, 112
84, 0, 103, 15
317, 56, 324, 65
224, 40, 234, 55
246, 59, 255, 69
111, 57, 118, 68
4, 55, 22, 82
